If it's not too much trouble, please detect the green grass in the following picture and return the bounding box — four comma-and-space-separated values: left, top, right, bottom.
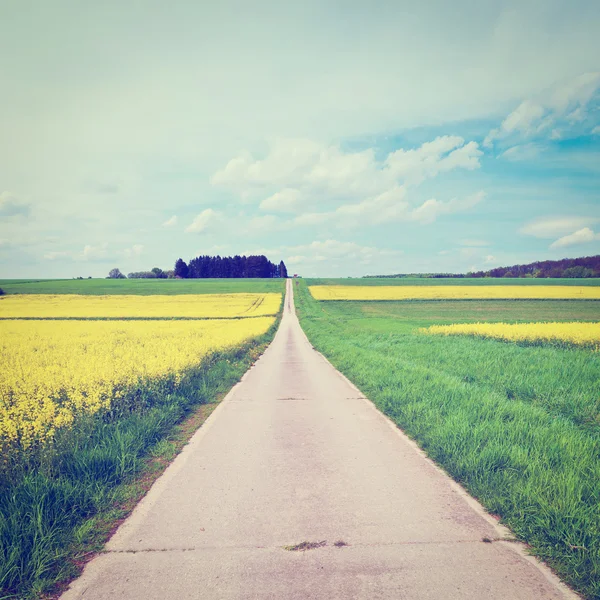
295, 279, 600, 599
0, 278, 285, 295
0, 319, 280, 599
306, 277, 600, 286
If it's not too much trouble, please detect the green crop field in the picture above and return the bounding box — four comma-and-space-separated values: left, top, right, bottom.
0, 278, 285, 295
295, 279, 600, 599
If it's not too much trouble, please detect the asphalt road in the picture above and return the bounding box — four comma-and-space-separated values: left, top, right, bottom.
62, 279, 577, 599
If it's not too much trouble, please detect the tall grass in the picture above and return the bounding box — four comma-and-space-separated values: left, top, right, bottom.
295, 280, 600, 599
0, 323, 278, 599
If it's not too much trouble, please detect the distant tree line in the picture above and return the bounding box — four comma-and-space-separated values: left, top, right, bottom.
175, 255, 288, 278
107, 255, 288, 280
365, 255, 600, 279
466, 255, 600, 278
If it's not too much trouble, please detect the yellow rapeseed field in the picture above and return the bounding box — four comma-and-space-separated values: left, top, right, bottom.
309, 285, 600, 301
0, 318, 275, 455
420, 321, 600, 349
0, 293, 281, 318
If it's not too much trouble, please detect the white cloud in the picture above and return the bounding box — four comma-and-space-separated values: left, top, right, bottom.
259, 188, 302, 213
211, 139, 323, 192
43, 243, 145, 263
81, 243, 109, 261
485, 101, 546, 148
550, 227, 600, 249
185, 209, 220, 234
290, 188, 484, 229
334, 186, 409, 225
121, 244, 144, 258
592, 126, 600, 135
214, 136, 484, 231
410, 191, 485, 225
44, 244, 112, 262
293, 239, 401, 266
242, 239, 402, 273
484, 71, 600, 148
484, 254, 496, 264
44, 251, 70, 261
286, 255, 306, 265
162, 215, 178, 227
383, 136, 481, 186
0, 191, 30, 217
245, 214, 286, 234
520, 216, 599, 238
293, 212, 331, 226
499, 143, 544, 162
460, 239, 489, 247
212, 136, 482, 211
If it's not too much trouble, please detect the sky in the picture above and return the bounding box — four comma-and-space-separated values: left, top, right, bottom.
1, 0, 599, 278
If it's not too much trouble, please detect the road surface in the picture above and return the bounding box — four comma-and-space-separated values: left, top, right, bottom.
62, 279, 576, 599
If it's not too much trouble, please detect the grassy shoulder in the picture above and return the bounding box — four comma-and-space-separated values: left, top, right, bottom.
295, 280, 600, 599
0, 278, 285, 295
0, 317, 280, 600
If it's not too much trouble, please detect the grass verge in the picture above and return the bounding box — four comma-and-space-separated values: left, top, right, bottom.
295, 279, 600, 599
0, 318, 279, 600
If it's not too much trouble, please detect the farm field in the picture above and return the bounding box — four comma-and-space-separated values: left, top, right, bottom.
422, 321, 600, 349
306, 276, 600, 286
0, 285, 282, 599
0, 293, 281, 319
309, 283, 600, 300
296, 278, 600, 599
0, 278, 284, 295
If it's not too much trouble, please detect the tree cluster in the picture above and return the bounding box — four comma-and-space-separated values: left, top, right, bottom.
127, 267, 174, 279
174, 255, 288, 279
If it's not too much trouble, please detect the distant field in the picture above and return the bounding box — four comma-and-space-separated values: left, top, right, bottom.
0, 278, 285, 295
310, 284, 600, 300
422, 321, 600, 349
307, 299, 600, 326
306, 277, 600, 286
295, 280, 600, 599
0, 293, 281, 319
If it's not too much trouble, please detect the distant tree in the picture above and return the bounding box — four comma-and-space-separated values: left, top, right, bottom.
278, 260, 288, 278
563, 266, 594, 278
174, 258, 189, 278
107, 268, 126, 279
151, 267, 167, 279
128, 271, 156, 278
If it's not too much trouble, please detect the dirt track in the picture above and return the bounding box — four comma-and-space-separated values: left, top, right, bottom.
61, 279, 576, 599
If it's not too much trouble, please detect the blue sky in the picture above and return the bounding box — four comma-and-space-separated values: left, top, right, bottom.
1, 0, 599, 278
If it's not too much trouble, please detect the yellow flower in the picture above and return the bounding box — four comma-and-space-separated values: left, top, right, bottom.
420, 321, 600, 349
0, 293, 281, 318
309, 285, 600, 301
0, 317, 275, 458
